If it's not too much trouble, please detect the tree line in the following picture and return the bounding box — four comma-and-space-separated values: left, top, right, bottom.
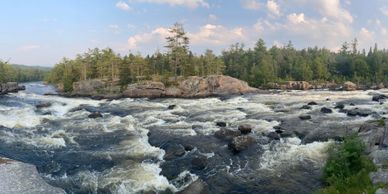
46, 23, 388, 92
0, 61, 50, 83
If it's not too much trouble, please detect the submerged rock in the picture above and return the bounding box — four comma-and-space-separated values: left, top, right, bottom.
300, 105, 311, 110
307, 101, 318, 106
178, 179, 211, 194
88, 112, 103, 118
163, 143, 186, 161
0, 158, 66, 194
334, 103, 345, 109
216, 122, 227, 127
228, 136, 256, 153
267, 132, 280, 140
320, 107, 333, 114
167, 105, 176, 110
299, 115, 312, 120
214, 128, 241, 141
191, 155, 208, 170
36, 102, 52, 109
238, 124, 253, 134
372, 94, 388, 102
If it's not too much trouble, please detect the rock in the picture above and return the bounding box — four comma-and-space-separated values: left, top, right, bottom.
299, 115, 312, 120
183, 144, 195, 151
167, 105, 176, 110
124, 81, 165, 98
275, 129, 283, 134
0, 82, 25, 94
359, 121, 385, 152
192, 125, 204, 131
0, 157, 66, 194
320, 107, 333, 114
347, 109, 372, 117
35, 102, 52, 109
238, 124, 253, 134
369, 150, 388, 167
334, 103, 345, 109
376, 188, 388, 194
88, 112, 103, 118
307, 101, 318, 106
370, 169, 388, 185
191, 155, 208, 170
163, 143, 186, 160
214, 128, 241, 141
72, 79, 105, 94
267, 132, 280, 140
178, 179, 211, 194
228, 136, 256, 153
350, 103, 355, 106
216, 121, 227, 127
343, 81, 357, 91
300, 105, 311, 110
178, 75, 258, 97
373, 94, 388, 102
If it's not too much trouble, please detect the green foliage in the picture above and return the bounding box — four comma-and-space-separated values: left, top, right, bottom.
0, 60, 49, 83
318, 135, 378, 194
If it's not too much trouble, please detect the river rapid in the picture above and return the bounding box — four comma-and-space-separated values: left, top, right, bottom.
0, 82, 387, 194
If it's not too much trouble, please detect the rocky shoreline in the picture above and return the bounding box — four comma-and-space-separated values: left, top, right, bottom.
0, 157, 65, 194
0, 82, 25, 95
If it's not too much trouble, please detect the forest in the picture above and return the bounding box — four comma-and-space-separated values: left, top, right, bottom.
46, 23, 388, 92
0, 61, 50, 83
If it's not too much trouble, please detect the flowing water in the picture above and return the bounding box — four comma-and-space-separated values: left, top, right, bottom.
0, 82, 387, 194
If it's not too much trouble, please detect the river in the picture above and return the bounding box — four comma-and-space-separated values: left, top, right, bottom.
0, 82, 386, 194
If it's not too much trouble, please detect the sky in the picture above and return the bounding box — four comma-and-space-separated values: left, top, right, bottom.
0, 0, 388, 66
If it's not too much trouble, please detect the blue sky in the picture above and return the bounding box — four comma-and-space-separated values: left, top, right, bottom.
0, 0, 388, 66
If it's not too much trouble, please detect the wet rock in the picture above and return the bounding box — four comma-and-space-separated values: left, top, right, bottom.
88, 112, 103, 118
36, 102, 52, 109
358, 120, 385, 152
214, 128, 241, 141
300, 105, 311, 110
183, 144, 195, 151
228, 136, 256, 153
373, 94, 388, 102
238, 124, 253, 134
0, 158, 66, 194
216, 121, 227, 127
376, 188, 388, 194
167, 105, 176, 110
280, 130, 295, 138
191, 155, 208, 170
192, 125, 203, 131
350, 103, 355, 106
347, 109, 372, 117
299, 115, 312, 120
303, 128, 347, 144
343, 81, 357, 91
163, 143, 186, 161
307, 101, 318, 106
275, 129, 283, 134
370, 169, 388, 185
334, 103, 345, 109
267, 132, 280, 140
178, 179, 211, 194
320, 107, 333, 114
256, 136, 270, 144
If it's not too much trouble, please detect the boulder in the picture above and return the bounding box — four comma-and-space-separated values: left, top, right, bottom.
214, 128, 241, 141
72, 79, 105, 94
299, 115, 312, 120
300, 105, 311, 110
167, 105, 176, 110
124, 81, 165, 98
320, 107, 333, 114
334, 103, 345, 109
88, 112, 103, 118
216, 121, 227, 127
307, 101, 318, 106
191, 155, 208, 170
267, 132, 280, 140
228, 136, 256, 153
370, 169, 388, 185
163, 143, 186, 160
358, 120, 386, 152
369, 150, 388, 167
376, 188, 388, 194
373, 94, 388, 102
238, 124, 253, 134
347, 109, 373, 117
343, 81, 357, 91
36, 102, 52, 109
0, 82, 25, 94
0, 158, 66, 194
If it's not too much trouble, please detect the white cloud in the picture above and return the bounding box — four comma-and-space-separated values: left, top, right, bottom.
109, 24, 120, 34
208, 14, 217, 21
380, 7, 388, 16
267, 0, 280, 16
358, 27, 374, 49
116, 1, 131, 11
19, 44, 41, 51
287, 13, 306, 24
241, 0, 261, 10
189, 24, 246, 46
130, 0, 209, 9
313, 0, 353, 23
127, 27, 170, 49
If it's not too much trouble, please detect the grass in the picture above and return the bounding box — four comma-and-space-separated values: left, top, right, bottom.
317, 135, 380, 194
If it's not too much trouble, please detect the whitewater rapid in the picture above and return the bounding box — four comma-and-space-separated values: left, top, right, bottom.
0, 82, 386, 193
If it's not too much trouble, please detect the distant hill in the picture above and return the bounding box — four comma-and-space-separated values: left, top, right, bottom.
10, 64, 52, 71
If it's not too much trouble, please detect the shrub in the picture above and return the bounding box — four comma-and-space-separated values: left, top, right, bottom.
318, 134, 378, 194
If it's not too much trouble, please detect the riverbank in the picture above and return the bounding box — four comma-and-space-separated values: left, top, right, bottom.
0, 82, 25, 95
